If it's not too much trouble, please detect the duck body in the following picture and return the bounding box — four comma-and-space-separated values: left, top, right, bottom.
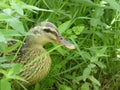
14, 21, 75, 87
16, 45, 51, 86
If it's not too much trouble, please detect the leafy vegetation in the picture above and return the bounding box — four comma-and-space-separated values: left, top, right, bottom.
0, 0, 120, 90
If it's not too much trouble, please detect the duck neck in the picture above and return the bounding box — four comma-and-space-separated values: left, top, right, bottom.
22, 40, 44, 50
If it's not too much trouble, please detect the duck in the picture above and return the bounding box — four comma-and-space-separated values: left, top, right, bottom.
15, 21, 75, 87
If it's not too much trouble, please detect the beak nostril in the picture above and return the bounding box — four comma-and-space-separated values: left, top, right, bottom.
60, 37, 63, 40
59, 36, 63, 40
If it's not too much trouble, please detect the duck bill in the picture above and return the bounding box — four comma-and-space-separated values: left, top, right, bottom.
57, 37, 75, 49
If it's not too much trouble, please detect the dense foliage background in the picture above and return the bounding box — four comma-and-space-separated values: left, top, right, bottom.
0, 0, 120, 90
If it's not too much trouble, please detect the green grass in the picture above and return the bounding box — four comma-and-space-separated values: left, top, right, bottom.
0, 0, 120, 90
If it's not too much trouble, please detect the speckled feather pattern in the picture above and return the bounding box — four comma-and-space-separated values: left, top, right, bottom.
12, 21, 74, 87
15, 47, 51, 86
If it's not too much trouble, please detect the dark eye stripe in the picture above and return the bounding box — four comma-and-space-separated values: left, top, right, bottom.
44, 29, 51, 33
43, 28, 58, 36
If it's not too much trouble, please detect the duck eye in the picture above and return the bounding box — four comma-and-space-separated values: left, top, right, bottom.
43, 28, 58, 37
43, 28, 51, 33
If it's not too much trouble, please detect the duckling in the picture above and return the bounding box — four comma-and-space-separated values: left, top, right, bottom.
15, 21, 75, 86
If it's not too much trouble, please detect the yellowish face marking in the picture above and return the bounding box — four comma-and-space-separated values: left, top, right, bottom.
29, 21, 75, 49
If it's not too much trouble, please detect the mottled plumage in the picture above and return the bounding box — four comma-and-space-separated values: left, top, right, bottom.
16, 47, 51, 86
15, 21, 75, 87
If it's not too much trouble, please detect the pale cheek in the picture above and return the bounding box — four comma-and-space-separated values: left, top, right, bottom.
49, 34, 57, 41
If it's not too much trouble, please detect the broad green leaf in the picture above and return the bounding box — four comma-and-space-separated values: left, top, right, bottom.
34, 83, 40, 90
83, 67, 91, 81
72, 25, 84, 35
95, 31, 109, 44
58, 20, 75, 34
90, 57, 98, 62
1, 29, 21, 36
11, 3, 24, 15
0, 63, 16, 69
89, 76, 101, 86
0, 32, 6, 43
4, 41, 21, 54
8, 64, 22, 75
11, 0, 53, 12
0, 56, 14, 62
0, 13, 13, 21
8, 75, 27, 82
88, 64, 96, 68
0, 42, 7, 53
105, 0, 120, 12
56, 46, 68, 56
82, 51, 91, 60
0, 57, 7, 63
81, 82, 90, 90
97, 47, 107, 57
0, 2, 9, 8
94, 61, 106, 69
3, 8, 12, 15
94, 8, 104, 18
74, 76, 83, 82
60, 85, 72, 90
93, 84, 99, 90
0, 79, 11, 90
7, 18, 26, 34
90, 18, 101, 26
0, 69, 7, 75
